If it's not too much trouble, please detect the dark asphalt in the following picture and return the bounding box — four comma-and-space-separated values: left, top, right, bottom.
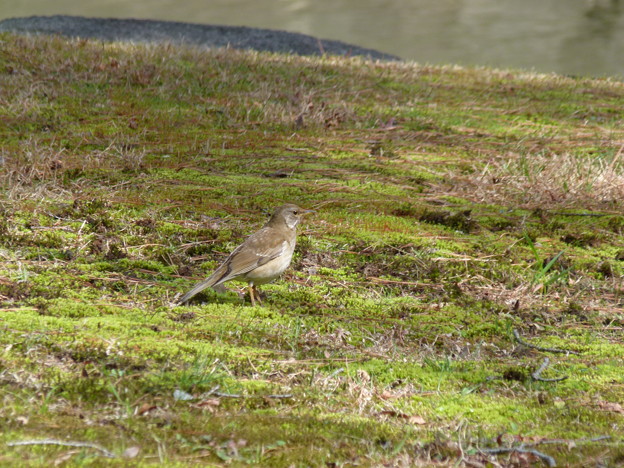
0, 15, 400, 61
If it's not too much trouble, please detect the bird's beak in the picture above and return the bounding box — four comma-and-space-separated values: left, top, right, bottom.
300, 209, 316, 215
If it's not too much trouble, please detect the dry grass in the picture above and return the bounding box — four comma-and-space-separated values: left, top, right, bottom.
1, 138, 64, 186
0, 33, 623, 467
457, 146, 624, 210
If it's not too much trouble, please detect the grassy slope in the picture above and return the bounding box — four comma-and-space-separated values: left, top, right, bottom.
0, 33, 623, 466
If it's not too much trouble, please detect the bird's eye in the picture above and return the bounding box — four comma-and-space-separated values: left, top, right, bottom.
294, 210, 299, 215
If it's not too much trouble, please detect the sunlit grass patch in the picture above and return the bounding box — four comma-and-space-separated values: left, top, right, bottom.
457, 148, 624, 210
0, 32, 623, 466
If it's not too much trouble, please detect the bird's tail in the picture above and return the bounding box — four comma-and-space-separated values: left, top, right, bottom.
176, 258, 234, 306
176, 277, 218, 305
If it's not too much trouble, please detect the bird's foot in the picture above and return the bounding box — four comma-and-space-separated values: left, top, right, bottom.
246, 285, 264, 306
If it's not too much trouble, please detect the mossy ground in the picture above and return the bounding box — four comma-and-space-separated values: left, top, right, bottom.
0, 33, 623, 466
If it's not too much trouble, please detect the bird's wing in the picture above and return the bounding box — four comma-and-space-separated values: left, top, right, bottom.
177, 227, 290, 304
210, 227, 289, 285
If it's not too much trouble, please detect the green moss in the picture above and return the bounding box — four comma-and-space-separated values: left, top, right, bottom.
0, 32, 622, 467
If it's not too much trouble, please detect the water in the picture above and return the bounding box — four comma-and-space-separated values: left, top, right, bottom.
2, 0, 623, 77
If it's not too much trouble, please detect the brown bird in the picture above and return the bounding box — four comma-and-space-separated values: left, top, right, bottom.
177, 204, 314, 306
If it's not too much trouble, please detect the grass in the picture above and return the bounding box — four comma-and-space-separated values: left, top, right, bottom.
0, 32, 623, 466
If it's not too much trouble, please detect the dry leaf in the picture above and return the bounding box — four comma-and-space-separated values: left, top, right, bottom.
597, 401, 624, 414
378, 390, 397, 400
53, 451, 76, 466
408, 415, 426, 425
377, 410, 426, 425
136, 403, 157, 415
173, 389, 194, 401
196, 398, 221, 409
123, 446, 140, 458
357, 370, 370, 383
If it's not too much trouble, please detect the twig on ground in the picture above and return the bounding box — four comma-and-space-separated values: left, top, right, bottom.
213, 392, 293, 399
549, 212, 615, 217
7, 439, 116, 458
478, 435, 612, 466
513, 329, 580, 355
527, 435, 611, 446
203, 386, 293, 399
327, 367, 345, 379
479, 446, 556, 467
531, 357, 567, 382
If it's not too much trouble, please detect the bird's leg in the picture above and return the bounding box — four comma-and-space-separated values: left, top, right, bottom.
252, 285, 262, 305
248, 284, 255, 307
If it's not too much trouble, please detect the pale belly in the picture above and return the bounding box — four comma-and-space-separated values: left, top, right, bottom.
243, 249, 294, 285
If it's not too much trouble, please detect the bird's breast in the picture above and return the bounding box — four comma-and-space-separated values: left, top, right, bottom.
244, 239, 295, 285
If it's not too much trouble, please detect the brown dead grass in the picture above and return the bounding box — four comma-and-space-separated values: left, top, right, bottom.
1, 138, 64, 186
455, 146, 624, 210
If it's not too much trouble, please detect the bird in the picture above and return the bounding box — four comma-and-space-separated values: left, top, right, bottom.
176, 204, 314, 306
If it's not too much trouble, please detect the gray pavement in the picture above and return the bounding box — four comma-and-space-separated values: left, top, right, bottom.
0, 15, 400, 61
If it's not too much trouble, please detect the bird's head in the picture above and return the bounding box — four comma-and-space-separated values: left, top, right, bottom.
269, 204, 315, 229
